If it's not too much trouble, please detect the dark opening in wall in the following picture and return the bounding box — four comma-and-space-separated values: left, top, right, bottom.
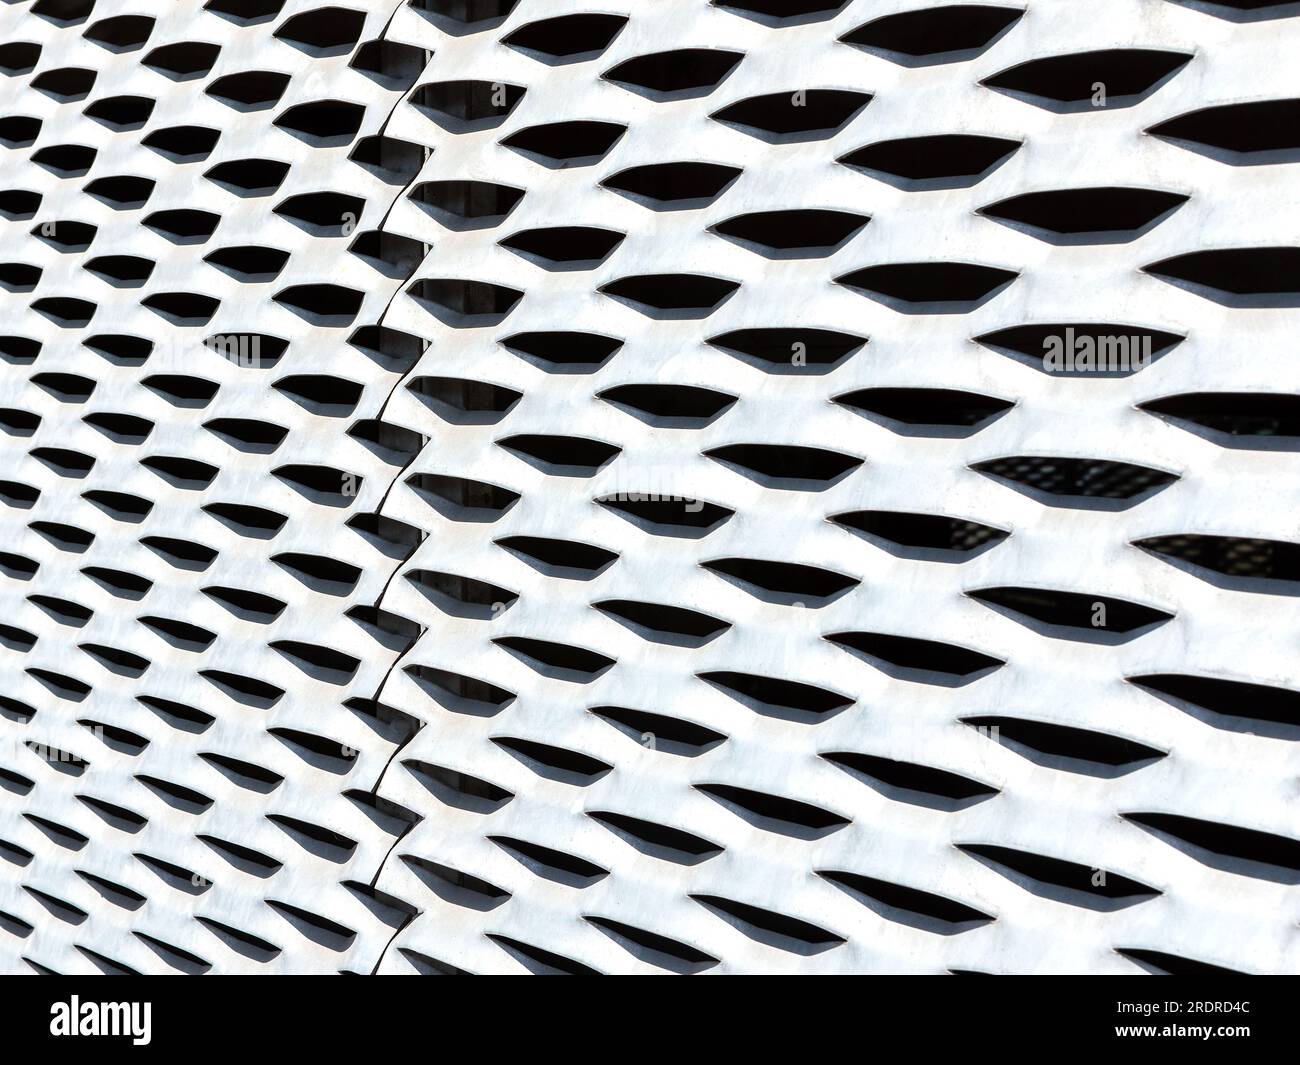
502, 120, 627, 165
495, 536, 616, 578
712, 90, 871, 139
268, 727, 358, 769
32, 145, 98, 177
713, 0, 849, 20
602, 162, 742, 207
1145, 246, 1300, 301
409, 278, 522, 324
349, 134, 424, 184
492, 635, 615, 679
196, 916, 281, 962
412, 79, 525, 130
406, 569, 518, 619
273, 6, 365, 55
705, 443, 862, 486
142, 41, 221, 79
599, 383, 735, 426
409, 0, 522, 35
1148, 99, 1300, 157
713, 209, 869, 256
32, 67, 97, 101
401, 854, 510, 906
143, 208, 221, 243
0, 337, 39, 365
841, 5, 1023, 62
502, 13, 626, 60
0, 264, 41, 292
83, 14, 154, 51
410, 179, 524, 229
488, 934, 599, 975
604, 49, 743, 98
963, 716, 1165, 770
139, 615, 217, 651
492, 737, 611, 783
405, 665, 514, 717
31, 447, 94, 477
76, 871, 145, 910
986, 187, 1187, 239
698, 670, 853, 718
274, 100, 365, 144
599, 494, 734, 535
601, 273, 738, 314
83, 175, 155, 209
264, 899, 356, 951
690, 894, 846, 950
839, 261, 1017, 307
402, 760, 512, 809
0, 191, 41, 219
982, 49, 1193, 107
203, 0, 286, 26
0, 42, 42, 75
207, 70, 291, 109
140, 536, 217, 570
83, 93, 155, 130
967, 586, 1173, 635
84, 255, 153, 286
1116, 949, 1244, 977
204, 158, 290, 196
32, 0, 95, 26
409, 376, 521, 421
499, 226, 623, 267
1135, 533, 1300, 586
204, 332, 287, 367
273, 284, 365, 324
202, 502, 287, 536
589, 811, 722, 861
841, 134, 1021, 185
975, 322, 1184, 375
501, 331, 620, 370
202, 586, 286, 624
585, 915, 719, 972
272, 552, 361, 593
958, 844, 1159, 903
274, 191, 365, 235
82, 566, 151, 599
137, 694, 214, 731
589, 706, 726, 755
822, 751, 997, 802
710, 327, 866, 373
836, 387, 1011, 429
142, 125, 221, 162
595, 599, 731, 645
82, 489, 151, 521
973, 456, 1177, 502
30, 521, 95, 551
350, 39, 425, 90
141, 292, 220, 326
818, 870, 995, 929
1123, 813, 1300, 875
204, 245, 289, 282
1129, 673, 1300, 731
702, 557, 858, 602
1139, 392, 1300, 441
407, 473, 520, 519
0, 116, 42, 147
489, 836, 609, 883
828, 631, 1004, 679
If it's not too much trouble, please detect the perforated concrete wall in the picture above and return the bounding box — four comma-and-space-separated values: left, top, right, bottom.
2, 0, 1299, 975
